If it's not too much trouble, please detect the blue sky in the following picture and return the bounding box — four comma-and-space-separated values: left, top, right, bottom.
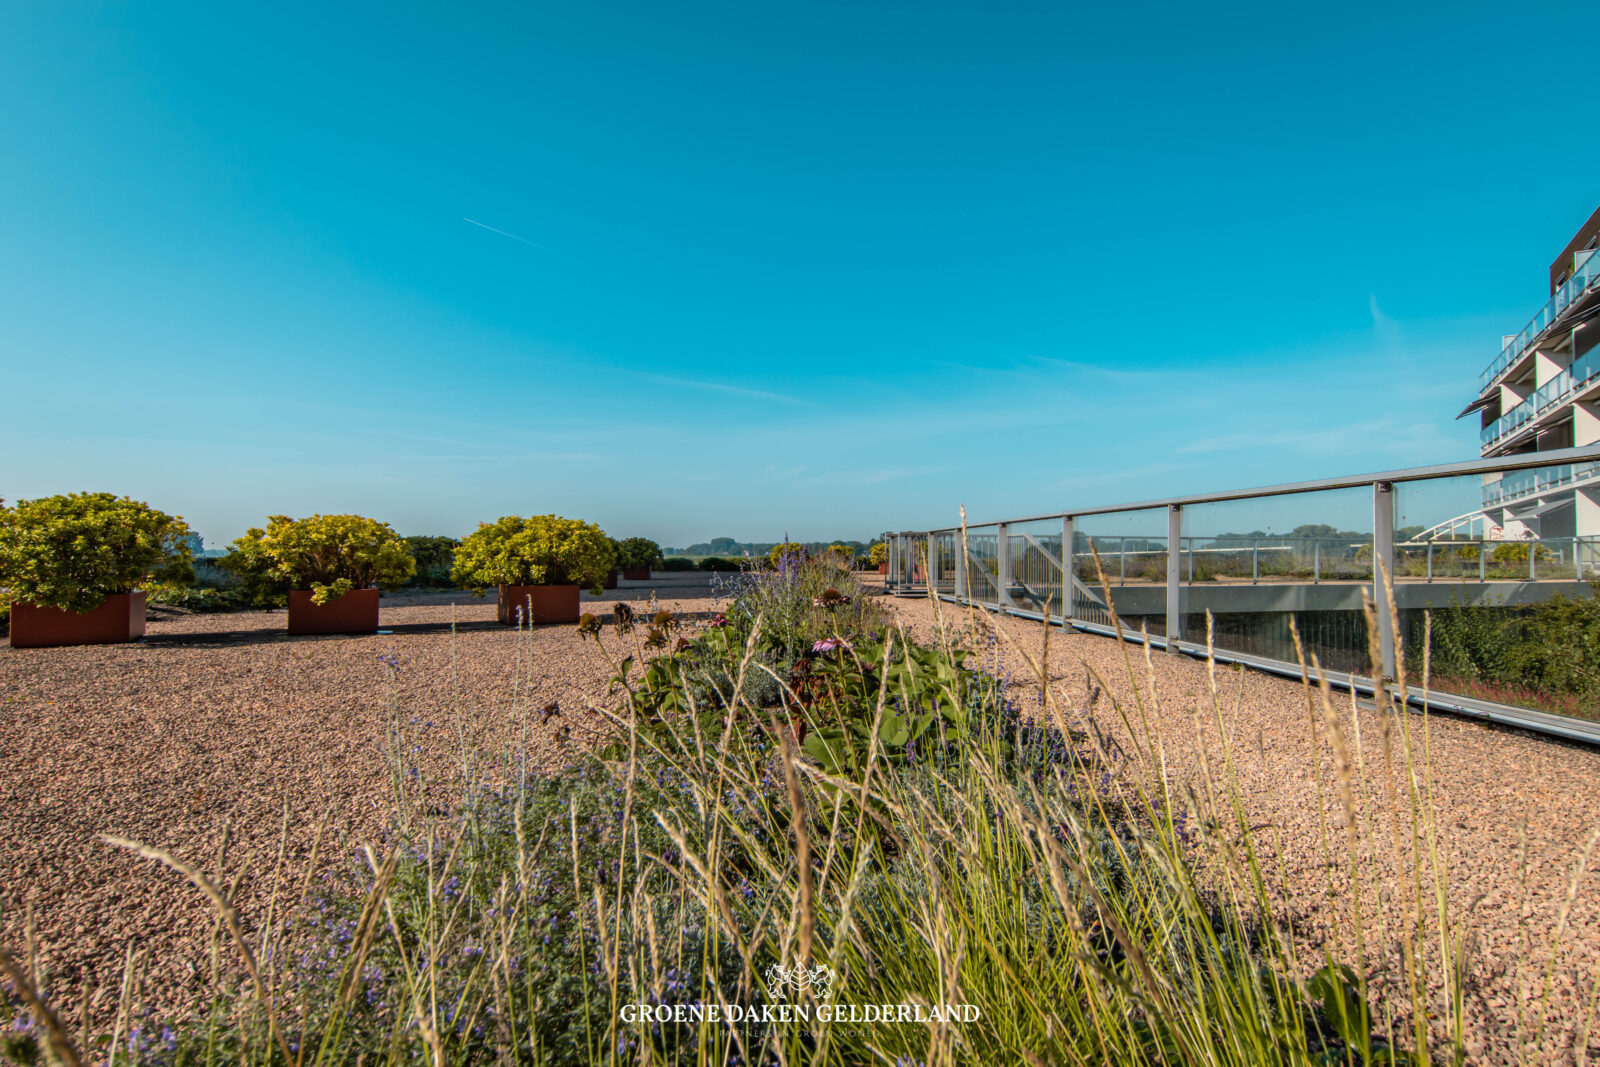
4, 1, 1598, 547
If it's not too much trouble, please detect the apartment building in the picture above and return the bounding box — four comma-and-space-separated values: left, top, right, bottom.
1464, 205, 1600, 543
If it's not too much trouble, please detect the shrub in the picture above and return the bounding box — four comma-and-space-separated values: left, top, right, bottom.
660, 556, 698, 571
401, 535, 461, 587
225, 515, 415, 605
868, 541, 888, 567
768, 541, 806, 567
451, 515, 614, 595
615, 536, 664, 570
0, 492, 194, 613
1422, 583, 1600, 713
1491, 541, 1553, 564
717, 548, 886, 662
697, 556, 741, 572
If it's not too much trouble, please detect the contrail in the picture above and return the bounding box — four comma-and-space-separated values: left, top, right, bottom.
462, 217, 554, 252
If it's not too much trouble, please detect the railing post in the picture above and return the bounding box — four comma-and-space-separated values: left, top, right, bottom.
1314, 541, 1320, 584
1252, 538, 1259, 585
1167, 505, 1183, 651
996, 522, 1010, 614
888, 536, 897, 593
1530, 540, 1537, 581
1061, 515, 1074, 624
955, 534, 967, 605
1119, 538, 1126, 584
927, 535, 939, 595
1373, 481, 1397, 682
1426, 541, 1433, 583
1479, 540, 1486, 582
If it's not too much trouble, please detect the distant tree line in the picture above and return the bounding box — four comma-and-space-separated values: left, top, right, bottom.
662, 537, 879, 558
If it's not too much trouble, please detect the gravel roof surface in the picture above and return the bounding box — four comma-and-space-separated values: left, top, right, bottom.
0, 581, 720, 1038
886, 594, 1600, 1066
5, 578, 1597, 1063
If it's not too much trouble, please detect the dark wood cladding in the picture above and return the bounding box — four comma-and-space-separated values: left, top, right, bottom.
1549, 204, 1600, 294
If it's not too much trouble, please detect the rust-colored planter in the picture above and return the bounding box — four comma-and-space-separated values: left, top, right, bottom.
877, 563, 888, 574
621, 566, 651, 581
8, 592, 146, 649
604, 569, 619, 590
497, 584, 580, 625
287, 588, 380, 635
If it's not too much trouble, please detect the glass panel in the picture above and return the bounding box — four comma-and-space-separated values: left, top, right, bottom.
930, 532, 959, 597
1003, 519, 1066, 618
1072, 508, 1168, 637
1179, 487, 1375, 673
1394, 468, 1600, 722
959, 525, 1001, 607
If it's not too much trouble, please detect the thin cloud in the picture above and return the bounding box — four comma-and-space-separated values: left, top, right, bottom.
639, 372, 813, 407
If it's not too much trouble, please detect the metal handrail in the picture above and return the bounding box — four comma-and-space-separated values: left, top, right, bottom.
896, 445, 1600, 535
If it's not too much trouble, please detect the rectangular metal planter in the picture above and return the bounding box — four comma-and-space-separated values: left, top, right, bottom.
621, 566, 651, 581
497, 584, 580, 625
604, 569, 619, 590
8, 592, 147, 648
287, 588, 380, 635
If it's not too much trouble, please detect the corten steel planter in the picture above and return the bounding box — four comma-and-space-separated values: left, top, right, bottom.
877, 563, 888, 574
287, 588, 380, 635
497, 584, 580, 625
604, 569, 619, 590
620, 566, 651, 581
8, 592, 146, 649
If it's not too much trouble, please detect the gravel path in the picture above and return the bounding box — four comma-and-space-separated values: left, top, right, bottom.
885, 595, 1600, 1066
0, 582, 719, 1037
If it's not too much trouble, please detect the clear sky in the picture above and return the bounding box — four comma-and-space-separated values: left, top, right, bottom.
4, 1, 1598, 548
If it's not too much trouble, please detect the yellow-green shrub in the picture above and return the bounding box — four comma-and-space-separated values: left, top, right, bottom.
0, 492, 194, 612
452, 515, 614, 595
225, 515, 415, 605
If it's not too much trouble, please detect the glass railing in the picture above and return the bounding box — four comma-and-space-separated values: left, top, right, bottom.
1478, 251, 1600, 391
1481, 344, 1600, 447
884, 446, 1600, 738
1483, 459, 1600, 506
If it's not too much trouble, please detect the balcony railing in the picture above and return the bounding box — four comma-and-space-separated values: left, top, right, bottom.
1478, 251, 1600, 392
1480, 344, 1600, 447
1483, 459, 1600, 506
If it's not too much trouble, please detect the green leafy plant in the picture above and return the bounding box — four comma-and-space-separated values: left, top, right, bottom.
0, 492, 193, 613
697, 556, 741, 572
614, 537, 664, 570
451, 514, 614, 595
401, 535, 461, 587
660, 556, 698, 571
868, 541, 888, 567
225, 515, 415, 605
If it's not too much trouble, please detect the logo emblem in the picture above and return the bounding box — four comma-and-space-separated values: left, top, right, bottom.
763, 962, 834, 1001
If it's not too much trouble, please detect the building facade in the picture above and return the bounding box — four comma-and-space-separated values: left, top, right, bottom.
1467, 206, 1600, 547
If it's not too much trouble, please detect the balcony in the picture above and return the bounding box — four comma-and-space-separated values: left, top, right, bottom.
1478, 250, 1600, 393
1482, 459, 1600, 507
1480, 343, 1600, 448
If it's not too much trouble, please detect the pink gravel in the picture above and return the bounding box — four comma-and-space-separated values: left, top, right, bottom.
0, 583, 718, 1036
